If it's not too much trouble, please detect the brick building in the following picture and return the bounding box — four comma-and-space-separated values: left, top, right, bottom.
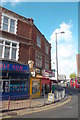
0, 6, 51, 71
0, 6, 52, 98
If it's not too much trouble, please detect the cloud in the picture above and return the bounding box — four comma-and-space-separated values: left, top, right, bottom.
50, 22, 72, 43
1, 0, 79, 6
1, 0, 24, 6
49, 21, 77, 79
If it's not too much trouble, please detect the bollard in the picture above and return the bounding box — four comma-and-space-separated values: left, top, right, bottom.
56, 91, 58, 101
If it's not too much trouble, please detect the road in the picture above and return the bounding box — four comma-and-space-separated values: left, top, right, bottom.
17, 87, 79, 118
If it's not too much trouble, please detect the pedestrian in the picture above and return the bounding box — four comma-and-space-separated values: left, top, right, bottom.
52, 85, 55, 93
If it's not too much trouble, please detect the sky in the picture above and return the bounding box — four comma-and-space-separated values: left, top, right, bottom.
1, 1, 78, 79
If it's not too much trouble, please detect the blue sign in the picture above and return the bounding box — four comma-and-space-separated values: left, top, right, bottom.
0, 61, 29, 72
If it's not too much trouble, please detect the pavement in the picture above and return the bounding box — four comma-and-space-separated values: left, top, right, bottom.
1, 95, 72, 119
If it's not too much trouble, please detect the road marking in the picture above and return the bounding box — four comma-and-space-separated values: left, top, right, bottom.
2, 96, 72, 118
17, 96, 72, 117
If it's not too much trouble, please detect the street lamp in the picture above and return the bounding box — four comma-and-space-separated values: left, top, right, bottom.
55, 31, 65, 83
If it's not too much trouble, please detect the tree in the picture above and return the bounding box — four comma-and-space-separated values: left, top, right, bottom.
70, 73, 76, 79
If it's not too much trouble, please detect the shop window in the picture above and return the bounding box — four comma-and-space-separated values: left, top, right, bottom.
9, 72, 28, 80
10, 81, 27, 92
32, 80, 40, 94
3, 81, 10, 92
46, 84, 50, 94
42, 84, 45, 95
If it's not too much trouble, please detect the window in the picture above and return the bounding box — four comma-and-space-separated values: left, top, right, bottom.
4, 47, 10, 59
0, 81, 3, 92
37, 34, 41, 48
3, 16, 8, 31
3, 81, 10, 92
45, 44, 49, 54
0, 45, 3, 58
0, 40, 3, 58
32, 80, 40, 94
1, 13, 17, 34
35, 52, 42, 68
0, 38, 19, 61
45, 57, 49, 70
12, 43, 17, 60
12, 48, 16, 59
10, 81, 27, 92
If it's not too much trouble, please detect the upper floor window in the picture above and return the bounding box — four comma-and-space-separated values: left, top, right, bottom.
45, 44, 49, 54
0, 37, 19, 61
1, 13, 17, 34
45, 57, 49, 70
37, 34, 41, 48
35, 51, 42, 68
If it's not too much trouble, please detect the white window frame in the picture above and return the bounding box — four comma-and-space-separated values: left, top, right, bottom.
1, 13, 17, 34
0, 37, 19, 61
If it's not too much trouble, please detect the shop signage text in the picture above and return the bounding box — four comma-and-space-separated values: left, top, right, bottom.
0, 61, 29, 72
42, 70, 55, 77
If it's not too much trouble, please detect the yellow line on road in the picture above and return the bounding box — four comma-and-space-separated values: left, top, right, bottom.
2, 96, 72, 118
18, 96, 72, 116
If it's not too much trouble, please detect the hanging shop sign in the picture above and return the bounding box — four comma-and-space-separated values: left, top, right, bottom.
28, 60, 35, 77
42, 70, 55, 77
0, 61, 29, 72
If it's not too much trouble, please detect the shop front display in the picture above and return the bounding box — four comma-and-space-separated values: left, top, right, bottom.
41, 78, 51, 95
0, 60, 30, 99
30, 77, 41, 98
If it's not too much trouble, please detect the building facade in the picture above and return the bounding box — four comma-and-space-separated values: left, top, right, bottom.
0, 6, 51, 71
0, 6, 51, 98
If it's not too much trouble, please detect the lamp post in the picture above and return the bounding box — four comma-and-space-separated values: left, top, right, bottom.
55, 31, 65, 83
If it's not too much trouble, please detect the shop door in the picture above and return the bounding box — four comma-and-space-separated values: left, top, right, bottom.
42, 84, 45, 95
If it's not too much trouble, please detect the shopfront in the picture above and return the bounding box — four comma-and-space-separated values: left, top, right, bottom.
41, 77, 51, 95
0, 60, 30, 99
41, 69, 55, 95
30, 77, 41, 98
